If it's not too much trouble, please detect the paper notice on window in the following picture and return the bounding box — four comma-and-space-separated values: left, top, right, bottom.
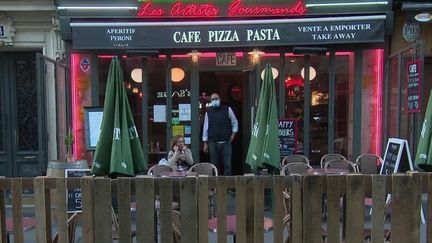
172, 125, 184, 137
179, 103, 191, 121
153, 105, 166, 122
184, 137, 191, 145
89, 111, 103, 147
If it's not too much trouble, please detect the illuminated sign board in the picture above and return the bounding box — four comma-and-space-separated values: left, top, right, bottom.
72, 17, 386, 49
136, 0, 306, 18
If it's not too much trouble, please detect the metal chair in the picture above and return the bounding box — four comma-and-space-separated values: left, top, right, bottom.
189, 163, 218, 217
280, 162, 313, 176
147, 164, 173, 176
172, 210, 182, 243
324, 159, 357, 173
52, 213, 78, 243
320, 154, 347, 169
355, 154, 383, 174
281, 155, 310, 166
188, 162, 218, 176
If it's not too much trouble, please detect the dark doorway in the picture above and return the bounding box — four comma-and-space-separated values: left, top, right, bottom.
0, 52, 46, 177
199, 71, 248, 175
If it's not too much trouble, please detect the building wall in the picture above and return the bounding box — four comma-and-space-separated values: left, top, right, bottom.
391, 10, 432, 56
0, 0, 65, 162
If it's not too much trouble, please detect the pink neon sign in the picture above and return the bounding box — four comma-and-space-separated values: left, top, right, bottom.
137, 0, 306, 18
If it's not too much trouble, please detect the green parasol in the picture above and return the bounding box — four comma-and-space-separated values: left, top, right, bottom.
92, 57, 147, 177
415, 90, 432, 171
246, 64, 280, 170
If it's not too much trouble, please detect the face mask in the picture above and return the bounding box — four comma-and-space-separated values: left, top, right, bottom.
211, 99, 220, 107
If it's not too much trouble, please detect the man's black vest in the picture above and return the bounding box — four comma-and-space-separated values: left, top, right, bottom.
207, 106, 231, 142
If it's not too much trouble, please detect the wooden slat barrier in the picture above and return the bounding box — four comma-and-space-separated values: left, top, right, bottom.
55, 178, 68, 243
180, 177, 198, 243
216, 177, 227, 243
0, 174, 431, 243
117, 178, 132, 243
0, 178, 6, 243
159, 178, 173, 243
302, 176, 323, 243
135, 176, 155, 243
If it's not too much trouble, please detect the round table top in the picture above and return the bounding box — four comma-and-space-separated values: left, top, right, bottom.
6, 217, 36, 233
309, 168, 350, 175
208, 215, 274, 234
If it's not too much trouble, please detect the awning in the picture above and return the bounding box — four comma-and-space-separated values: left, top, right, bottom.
71, 15, 386, 50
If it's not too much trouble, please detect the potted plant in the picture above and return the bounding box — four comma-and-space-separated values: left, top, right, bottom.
65, 127, 75, 162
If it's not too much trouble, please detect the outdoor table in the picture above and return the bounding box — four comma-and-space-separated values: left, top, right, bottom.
208, 215, 273, 243
6, 217, 36, 243
158, 171, 197, 177
308, 168, 350, 175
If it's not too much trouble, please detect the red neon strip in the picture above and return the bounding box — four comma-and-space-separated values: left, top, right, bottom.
71, 54, 79, 158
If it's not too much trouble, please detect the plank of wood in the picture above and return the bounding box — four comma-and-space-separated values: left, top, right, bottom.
216, 177, 227, 243
391, 175, 421, 243
272, 176, 284, 243
117, 178, 132, 243
290, 175, 302, 243
55, 178, 68, 243
180, 177, 198, 243
93, 178, 112, 243
81, 177, 94, 243
326, 176, 341, 243
254, 176, 265, 243
302, 176, 323, 243
135, 177, 155, 243
0, 178, 7, 243
159, 178, 173, 243
198, 176, 209, 243
12, 178, 23, 243
409, 174, 422, 243
235, 176, 246, 243
428, 173, 432, 243
34, 177, 49, 243
346, 175, 365, 243
371, 175, 386, 243
245, 175, 254, 243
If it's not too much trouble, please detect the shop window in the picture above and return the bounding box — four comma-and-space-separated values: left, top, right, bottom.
335, 52, 355, 159
361, 49, 384, 155
388, 56, 399, 138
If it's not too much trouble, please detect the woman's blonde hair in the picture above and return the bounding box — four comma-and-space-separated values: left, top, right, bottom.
170, 135, 184, 150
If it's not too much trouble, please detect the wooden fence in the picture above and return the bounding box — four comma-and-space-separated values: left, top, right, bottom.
0, 174, 431, 243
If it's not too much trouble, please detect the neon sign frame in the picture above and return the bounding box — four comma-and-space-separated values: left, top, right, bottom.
137, 0, 306, 18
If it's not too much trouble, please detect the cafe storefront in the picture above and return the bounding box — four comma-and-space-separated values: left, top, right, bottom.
57, 0, 394, 171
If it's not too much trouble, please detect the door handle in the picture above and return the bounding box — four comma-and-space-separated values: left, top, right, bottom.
24, 156, 36, 159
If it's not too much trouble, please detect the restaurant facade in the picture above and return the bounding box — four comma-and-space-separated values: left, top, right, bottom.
57, 0, 395, 171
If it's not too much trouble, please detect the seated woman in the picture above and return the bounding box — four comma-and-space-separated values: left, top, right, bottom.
167, 135, 194, 171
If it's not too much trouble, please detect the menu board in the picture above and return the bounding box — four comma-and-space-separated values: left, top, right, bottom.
278, 119, 298, 159
407, 60, 421, 113
380, 138, 414, 175
65, 169, 92, 213
84, 107, 103, 150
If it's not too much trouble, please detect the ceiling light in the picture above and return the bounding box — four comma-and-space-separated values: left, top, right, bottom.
131, 68, 142, 83
171, 68, 185, 82
301, 66, 317, 80
260, 68, 279, 80
187, 50, 201, 63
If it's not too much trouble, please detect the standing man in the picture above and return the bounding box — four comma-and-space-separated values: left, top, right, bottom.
203, 93, 238, 176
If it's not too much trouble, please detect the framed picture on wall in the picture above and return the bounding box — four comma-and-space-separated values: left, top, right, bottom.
84, 107, 103, 151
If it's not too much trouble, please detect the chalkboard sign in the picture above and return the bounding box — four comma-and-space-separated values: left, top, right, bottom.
407, 60, 421, 113
380, 138, 414, 175
84, 107, 103, 150
278, 119, 298, 159
65, 169, 92, 213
